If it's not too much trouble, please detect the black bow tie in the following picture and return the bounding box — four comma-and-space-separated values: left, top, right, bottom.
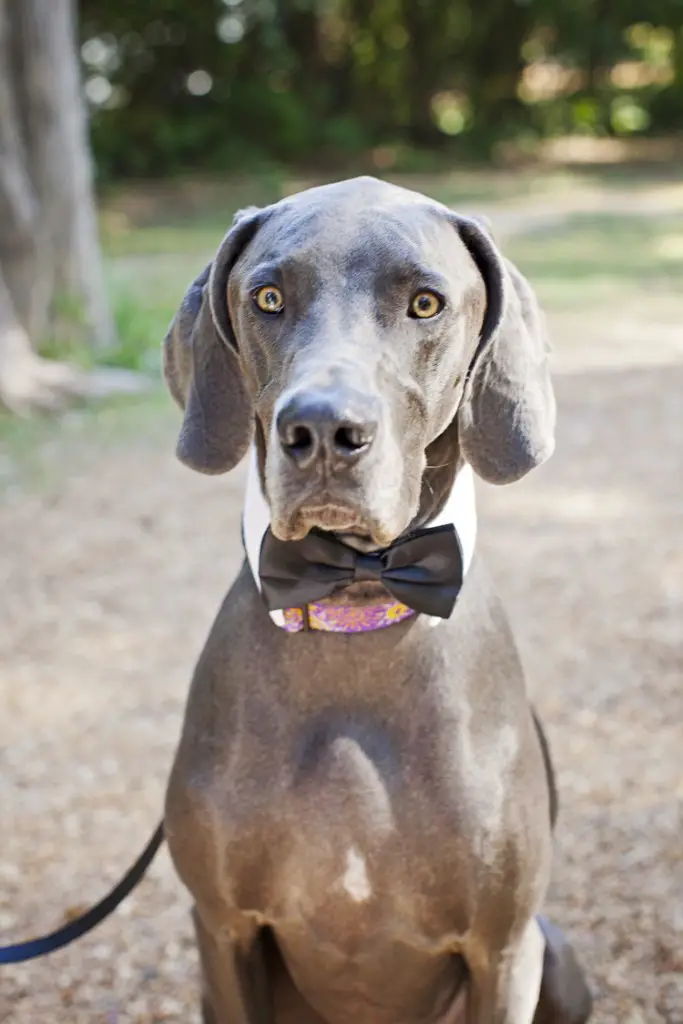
259, 523, 464, 620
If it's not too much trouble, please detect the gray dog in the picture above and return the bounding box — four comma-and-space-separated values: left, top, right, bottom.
163, 177, 593, 1024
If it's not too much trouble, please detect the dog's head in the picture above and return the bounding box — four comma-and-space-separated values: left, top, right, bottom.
164, 177, 555, 547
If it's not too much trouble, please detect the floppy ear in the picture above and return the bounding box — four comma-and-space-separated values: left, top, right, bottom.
163, 208, 264, 474
452, 214, 556, 485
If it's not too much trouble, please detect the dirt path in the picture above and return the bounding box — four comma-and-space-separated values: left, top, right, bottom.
1, 201, 682, 1023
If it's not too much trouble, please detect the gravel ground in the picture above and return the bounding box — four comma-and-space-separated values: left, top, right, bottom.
1, 206, 682, 1023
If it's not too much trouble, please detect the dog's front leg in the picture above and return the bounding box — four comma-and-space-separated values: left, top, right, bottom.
193, 907, 273, 1024
467, 918, 545, 1024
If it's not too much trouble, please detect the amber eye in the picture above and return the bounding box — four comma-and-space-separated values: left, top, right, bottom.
409, 290, 443, 319
253, 285, 284, 314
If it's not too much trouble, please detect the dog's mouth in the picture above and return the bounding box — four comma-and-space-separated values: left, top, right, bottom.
307, 510, 383, 553
271, 499, 397, 550
333, 527, 385, 553
301, 504, 364, 533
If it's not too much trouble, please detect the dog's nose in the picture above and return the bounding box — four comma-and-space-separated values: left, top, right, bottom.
276, 390, 378, 470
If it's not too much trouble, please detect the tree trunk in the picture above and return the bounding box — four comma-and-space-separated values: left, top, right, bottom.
0, 268, 85, 413
0, 0, 133, 413
13, 0, 114, 350
0, 0, 50, 340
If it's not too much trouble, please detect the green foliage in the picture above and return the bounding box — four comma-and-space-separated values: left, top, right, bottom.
79, 0, 683, 177
39, 290, 167, 374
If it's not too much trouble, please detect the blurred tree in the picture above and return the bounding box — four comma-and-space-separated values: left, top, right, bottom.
77, 0, 683, 180
0, 0, 115, 413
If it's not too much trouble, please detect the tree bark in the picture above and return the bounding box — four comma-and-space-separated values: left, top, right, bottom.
0, 0, 129, 413
13, 0, 114, 350
0, 267, 84, 413
0, 0, 50, 340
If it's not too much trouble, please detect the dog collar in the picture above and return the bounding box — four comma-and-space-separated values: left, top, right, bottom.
242, 449, 477, 633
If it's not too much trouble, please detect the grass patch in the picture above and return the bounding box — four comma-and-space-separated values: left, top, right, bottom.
0, 389, 175, 493
103, 220, 226, 259
506, 212, 683, 311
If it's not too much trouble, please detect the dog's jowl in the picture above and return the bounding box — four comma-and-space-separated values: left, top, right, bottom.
163, 177, 593, 1024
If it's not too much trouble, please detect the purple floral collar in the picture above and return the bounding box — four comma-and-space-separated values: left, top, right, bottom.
281, 598, 416, 634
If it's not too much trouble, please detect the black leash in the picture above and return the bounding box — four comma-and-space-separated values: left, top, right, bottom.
0, 822, 164, 964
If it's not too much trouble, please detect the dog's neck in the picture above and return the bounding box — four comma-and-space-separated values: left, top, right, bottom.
242, 448, 477, 633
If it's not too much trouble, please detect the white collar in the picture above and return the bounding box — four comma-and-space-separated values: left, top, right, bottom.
242, 448, 477, 629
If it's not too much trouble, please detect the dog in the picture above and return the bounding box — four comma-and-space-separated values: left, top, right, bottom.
162, 176, 593, 1024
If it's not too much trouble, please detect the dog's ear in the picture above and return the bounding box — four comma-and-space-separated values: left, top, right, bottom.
452, 214, 556, 484
163, 207, 265, 474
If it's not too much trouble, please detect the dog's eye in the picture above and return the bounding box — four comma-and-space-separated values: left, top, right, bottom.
409, 290, 443, 319
253, 285, 284, 314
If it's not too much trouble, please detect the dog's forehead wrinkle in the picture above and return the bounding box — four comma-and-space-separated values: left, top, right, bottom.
321, 210, 440, 270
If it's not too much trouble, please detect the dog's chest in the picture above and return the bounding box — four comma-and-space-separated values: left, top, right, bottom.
216, 720, 480, 1024
220, 701, 512, 941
